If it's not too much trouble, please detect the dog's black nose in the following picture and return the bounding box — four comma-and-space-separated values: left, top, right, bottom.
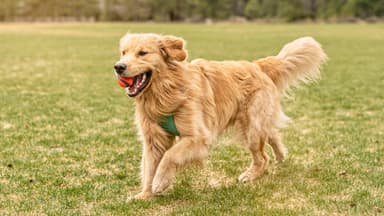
114, 63, 127, 74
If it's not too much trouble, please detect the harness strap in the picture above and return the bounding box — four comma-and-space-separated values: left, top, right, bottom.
159, 115, 179, 136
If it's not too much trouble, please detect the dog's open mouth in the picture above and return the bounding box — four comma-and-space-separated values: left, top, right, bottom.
118, 70, 152, 97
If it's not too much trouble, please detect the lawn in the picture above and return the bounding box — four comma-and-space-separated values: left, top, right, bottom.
0, 22, 383, 215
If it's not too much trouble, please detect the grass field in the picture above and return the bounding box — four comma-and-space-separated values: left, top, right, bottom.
0, 22, 383, 215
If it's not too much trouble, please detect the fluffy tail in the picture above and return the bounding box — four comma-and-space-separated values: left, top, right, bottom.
255, 37, 327, 94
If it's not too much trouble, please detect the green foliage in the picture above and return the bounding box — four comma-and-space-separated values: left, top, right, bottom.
278, 0, 307, 21
374, 0, 384, 16
196, 0, 234, 19
355, 0, 384, 18
245, 0, 263, 19
149, 0, 187, 21
315, 0, 384, 20
260, 0, 279, 17
0, 0, 17, 21
18, 0, 100, 20
245, 0, 279, 19
0, 0, 383, 22
103, 0, 153, 21
316, 0, 345, 19
340, 0, 357, 18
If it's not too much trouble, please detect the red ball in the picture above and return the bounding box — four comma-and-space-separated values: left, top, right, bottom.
117, 77, 133, 88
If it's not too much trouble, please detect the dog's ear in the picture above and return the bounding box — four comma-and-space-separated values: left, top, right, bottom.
160, 35, 187, 61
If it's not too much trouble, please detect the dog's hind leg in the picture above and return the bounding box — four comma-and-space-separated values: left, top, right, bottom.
152, 137, 209, 194
268, 129, 288, 162
238, 129, 269, 183
238, 90, 276, 183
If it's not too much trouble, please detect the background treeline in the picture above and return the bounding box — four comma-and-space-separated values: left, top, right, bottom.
1, 0, 383, 22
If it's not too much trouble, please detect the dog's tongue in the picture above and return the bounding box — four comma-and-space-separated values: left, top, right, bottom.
117, 77, 133, 88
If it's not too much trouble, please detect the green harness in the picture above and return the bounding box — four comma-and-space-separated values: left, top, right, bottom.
159, 115, 179, 136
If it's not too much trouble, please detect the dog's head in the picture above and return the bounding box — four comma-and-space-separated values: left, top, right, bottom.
114, 33, 187, 97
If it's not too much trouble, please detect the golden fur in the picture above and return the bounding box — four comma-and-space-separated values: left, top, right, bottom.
115, 34, 327, 200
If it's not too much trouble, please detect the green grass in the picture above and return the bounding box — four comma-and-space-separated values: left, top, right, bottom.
1, 22, 383, 215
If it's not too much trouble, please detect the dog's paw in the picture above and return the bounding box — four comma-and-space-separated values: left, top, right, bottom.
126, 191, 153, 202
275, 146, 288, 163
238, 167, 264, 183
238, 170, 252, 183
152, 167, 176, 194
152, 174, 172, 194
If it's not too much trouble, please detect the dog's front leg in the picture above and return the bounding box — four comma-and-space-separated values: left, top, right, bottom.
128, 127, 173, 201
152, 136, 209, 194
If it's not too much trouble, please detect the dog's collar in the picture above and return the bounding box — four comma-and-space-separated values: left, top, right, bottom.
159, 115, 179, 136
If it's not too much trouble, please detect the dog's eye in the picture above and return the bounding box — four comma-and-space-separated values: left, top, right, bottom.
138, 51, 148, 56
122, 51, 126, 55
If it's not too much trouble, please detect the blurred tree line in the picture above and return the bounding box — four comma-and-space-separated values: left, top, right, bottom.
0, 0, 383, 22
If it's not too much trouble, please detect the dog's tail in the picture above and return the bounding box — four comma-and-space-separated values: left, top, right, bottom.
255, 37, 327, 94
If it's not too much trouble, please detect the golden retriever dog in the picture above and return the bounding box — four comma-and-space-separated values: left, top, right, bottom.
114, 33, 327, 200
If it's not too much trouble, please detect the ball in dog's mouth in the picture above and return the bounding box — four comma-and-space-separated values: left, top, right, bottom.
117, 70, 152, 97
